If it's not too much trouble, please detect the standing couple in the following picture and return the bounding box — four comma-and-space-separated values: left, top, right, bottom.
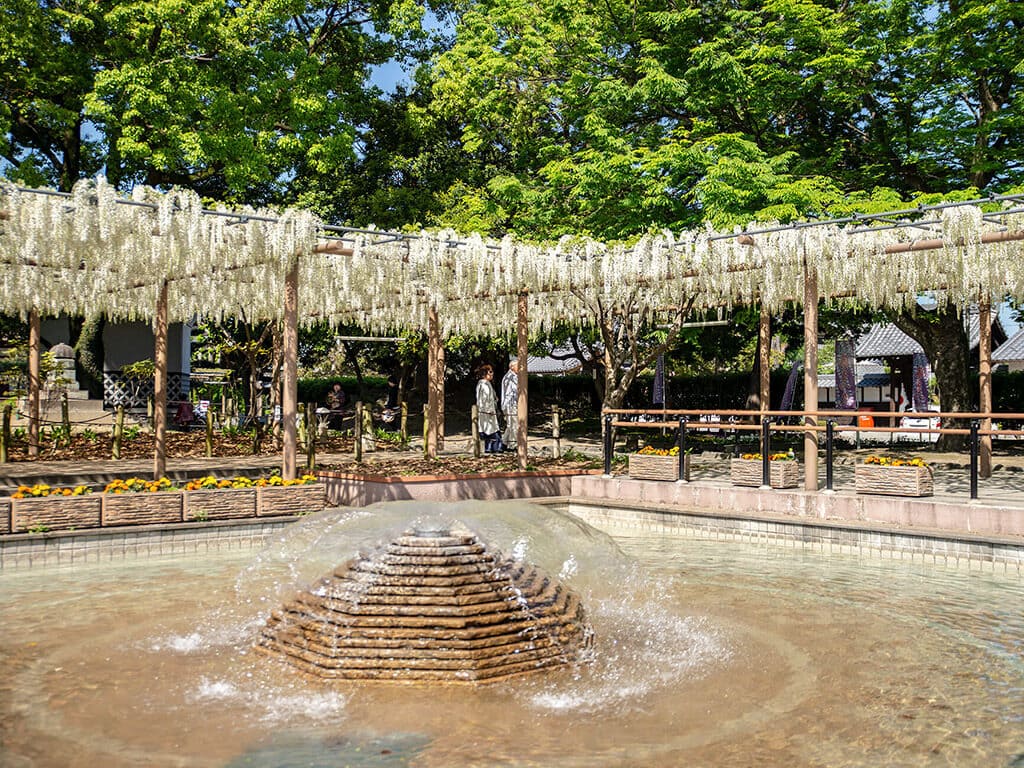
475, 359, 519, 454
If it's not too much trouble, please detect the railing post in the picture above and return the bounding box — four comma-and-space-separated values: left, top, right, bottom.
112, 405, 124, 460
354, 401, 363, 462
400, 402, 408, 448
969, 419, 979, 500
296, 403, 308, 457
471, 404, 481, 458
761, 417, 771, 488
61, 391, 70, 434
422, 404, 429, 459
603, 414, 613, 476
677, 417, 687, 482
0, 403, 10, 463
205, 407, 214, 458
825, 419, 835, 491
305, 402, 316, 471
552, 405, 561, 459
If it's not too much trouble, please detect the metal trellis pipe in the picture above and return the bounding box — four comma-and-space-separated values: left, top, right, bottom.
969, 420, 980, 500
825, 420, 835, 491
761, 418, 771, 488
603, 414, 613, 476
677, 418, 687, 482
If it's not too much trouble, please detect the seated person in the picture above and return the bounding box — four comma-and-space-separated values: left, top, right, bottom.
327, 383, 347, 411
326, 383, 348, 429
381, 374, 399, 423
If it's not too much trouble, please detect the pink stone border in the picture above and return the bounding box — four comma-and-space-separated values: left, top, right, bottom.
571, 475, 1024, 539
317, 469, 600, 507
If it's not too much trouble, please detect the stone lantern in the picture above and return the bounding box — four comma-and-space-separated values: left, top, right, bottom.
47, 343, 87, 399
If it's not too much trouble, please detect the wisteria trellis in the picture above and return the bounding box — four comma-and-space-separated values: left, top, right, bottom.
3, 178, 1023, 332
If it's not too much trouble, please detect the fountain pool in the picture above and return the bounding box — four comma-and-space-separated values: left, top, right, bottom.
1, 500, 1022, 767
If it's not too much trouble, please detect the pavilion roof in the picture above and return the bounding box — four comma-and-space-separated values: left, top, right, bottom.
856, 324, 924, 358
994, 328, 1024, 363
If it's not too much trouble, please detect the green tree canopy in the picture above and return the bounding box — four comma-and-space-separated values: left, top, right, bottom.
1, 0, 444, 204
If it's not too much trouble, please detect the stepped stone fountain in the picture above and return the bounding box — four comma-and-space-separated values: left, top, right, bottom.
255, 523, 593, 683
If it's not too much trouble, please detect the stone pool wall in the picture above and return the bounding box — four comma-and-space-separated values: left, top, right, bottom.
573, 474, 1024, 539
318, 469, 594, 507
2, 484, 327, 534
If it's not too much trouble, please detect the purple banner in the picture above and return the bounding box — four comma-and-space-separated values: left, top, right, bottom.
835, 339, 857, 410
912, 352, 930, 412
652, 354, 665, 406
780, 358, 803, 411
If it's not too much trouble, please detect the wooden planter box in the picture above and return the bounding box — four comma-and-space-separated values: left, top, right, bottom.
628, 453, 690, 481
730, 458, 800, 489
257, 484, 327, 516
855, 464, 933, 497
184, 488, 257, 521
102, 492, 184, 526
11, 495, 102, 533
0, 498, 10, 535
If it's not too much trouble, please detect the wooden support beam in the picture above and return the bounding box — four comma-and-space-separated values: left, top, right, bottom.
152, 280, 169, 479
427, 306, 441, 459
759, 304, 771, 414
282, 260, 299, 479
313, 242, 355, 256
803, 259, 819, 491
27, 310, 40, 457
517, 291, 529, 471
882, 229, 1024, 253
979, 300, 993, 478
737, 228, 1024, 252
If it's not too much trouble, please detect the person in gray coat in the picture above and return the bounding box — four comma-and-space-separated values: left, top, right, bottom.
475, 364, 502, 453
500, 359, 518, 452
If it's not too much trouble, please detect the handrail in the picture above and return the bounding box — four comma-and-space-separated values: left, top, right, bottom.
602, 407, 1024, 501
603, 407, 1024, 420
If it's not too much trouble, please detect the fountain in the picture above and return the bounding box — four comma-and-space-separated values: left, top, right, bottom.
1, 499, 1022, 767
255, 522, 593, 682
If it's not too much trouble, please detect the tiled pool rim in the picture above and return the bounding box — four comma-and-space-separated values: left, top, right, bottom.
1, 499, 1021, 574
563, 499, 1024, 575
0, 516, 298, 570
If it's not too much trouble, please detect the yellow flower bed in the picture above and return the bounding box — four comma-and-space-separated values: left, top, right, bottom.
11, 483, 92, 499
99, 474, 319, 494
184, 473, 317, 491
740, 452, 794, 462
864, 455, 928, 468
636, 445, 679, 456
104, 477, 176, 494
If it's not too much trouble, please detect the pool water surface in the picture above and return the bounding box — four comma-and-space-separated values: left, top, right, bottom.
0, 509, 1021, 768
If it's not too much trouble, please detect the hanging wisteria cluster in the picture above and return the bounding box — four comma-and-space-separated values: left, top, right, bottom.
0, 178, 320, 323
1, 178, 1022, 333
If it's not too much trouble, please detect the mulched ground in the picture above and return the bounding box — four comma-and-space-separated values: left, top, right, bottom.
319, 454, 601, 477
3, 431, 339, 462
2, 432, 602, 476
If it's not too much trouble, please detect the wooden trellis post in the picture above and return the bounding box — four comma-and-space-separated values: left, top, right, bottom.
803, 256, 819, 491
28, 310, 40, 457
153, 279, 168, 480
282, 260, 299, 480
979, 300, 993, 478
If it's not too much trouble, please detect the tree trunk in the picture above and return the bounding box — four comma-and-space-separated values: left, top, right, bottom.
744, 330, 763, 411
72, 314, 105, 399
892, 307, 970, 451
268, 323, 284, 450
342, 341, 364, 396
